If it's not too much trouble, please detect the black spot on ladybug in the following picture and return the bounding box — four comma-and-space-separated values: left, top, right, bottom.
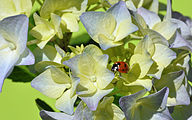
124, 64, 127, 67
122, 69, 124, 71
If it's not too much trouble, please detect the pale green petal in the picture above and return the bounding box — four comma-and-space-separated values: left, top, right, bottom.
40, 110, 73, 120
152, 20, 178, 40
167, 85, 190, 106
152, 44, 176, 68
83, 44, 108, 67
153, 71, 190, 106
78, 53, 97, 76
153, 71, 185, 92
50, 67, 71, 84
120, 87, 172, 120
30, 24, 55, 41
121, 85, 145, 95
83, 44, 103, 56
30, 14, 55, 49
73, 101, 86, 120
55, 90, 77, 115
125, 1, 137, 12
164, 0, 172, 20
93, 54, 109, 68
15, 47, 35, 66
149, 0, 159, 14
63, 54, 81, 75
36, 39, 51, 49
33, 13, 54, 29
134, 35, 155, 56
84, 96, 125, 120
170, 18, 191, 39
55, 44, 66, 58
30, 45, 63, 72
115, 19, 138, 42
171, 101, 192, 120
125, 79, 152, 91
40, 0, 87, 19
96, 65, 115, 89
0, 0, 16, 20
98, 96, 114, 109
169, 31, 192, 52
0, 51, 19, 92
131, 11, 147, 31
122, 63, 140, 83
175, 51, 190, 73
137, 87, 169, 112
33, 45, 62, 63
61, 13, 79, 32
83, 106, 94, 120
137, 7, 161, 29
0, 33, 9, 50
106, 1, 132, 26
31, 69, 67, 98
0, 0, 32, 20
80, 12, 116, 42
130, 53, 153, 78
147, 62, 164, 79
119, 89, 147, 119
0, 14, 29, 54
98, 34, 123, 50
149, 107, 173, 120
144, 29, 169, 46
76, 74, 97, 95
111, 103, 125, 120
70, 74, 80, 98
51, 13, 63, 39
19, 0, 32, 16
79, 84, 113, 111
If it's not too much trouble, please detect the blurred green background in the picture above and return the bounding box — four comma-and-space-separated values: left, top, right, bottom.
0, 0, 192, 120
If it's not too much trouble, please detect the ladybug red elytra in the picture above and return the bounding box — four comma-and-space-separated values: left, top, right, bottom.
111, 61, 129, 73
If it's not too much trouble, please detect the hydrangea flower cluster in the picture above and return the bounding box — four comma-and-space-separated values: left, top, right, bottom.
0, 0, 192, 120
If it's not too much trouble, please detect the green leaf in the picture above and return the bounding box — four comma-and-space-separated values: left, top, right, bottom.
35, 98, 54, 112
119, 87, 173, 120
152, 20, 177, 40
8, 66, 36, 82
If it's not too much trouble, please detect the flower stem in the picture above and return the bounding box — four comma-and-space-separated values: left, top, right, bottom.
36, 0, 43, 6
27, 39, 39, 46
106, 89, 121, 97
59, 32, 72, 52
29, 22, 34, 29
88, 3, 103, 11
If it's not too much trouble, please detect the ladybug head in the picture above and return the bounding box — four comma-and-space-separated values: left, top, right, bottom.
111, 62, 120, 72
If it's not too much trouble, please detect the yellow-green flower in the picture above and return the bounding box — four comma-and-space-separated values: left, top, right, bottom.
31, 67, 80, 115
84, 96, 125, 120
0, 15, 34, 92
0, 0, 32, 20
80, 1, 138, 50
63, 52, 114, 111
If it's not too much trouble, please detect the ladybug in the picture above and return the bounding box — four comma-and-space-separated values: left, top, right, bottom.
111, 61, 129, 73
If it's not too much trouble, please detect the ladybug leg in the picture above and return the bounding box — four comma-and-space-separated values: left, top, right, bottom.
113, 71, 117, 74
118, 71, 121, 77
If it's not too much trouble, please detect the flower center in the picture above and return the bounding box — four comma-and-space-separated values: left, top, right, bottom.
90, 75, 97, 82
109, 35, 116, 40
66, 83, 71, 89
9, 43, 16, 50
